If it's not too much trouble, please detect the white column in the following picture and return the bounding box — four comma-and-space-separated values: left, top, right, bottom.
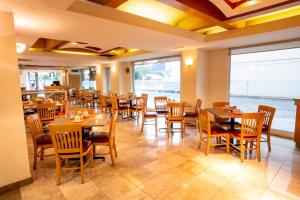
0, 11, 31, 188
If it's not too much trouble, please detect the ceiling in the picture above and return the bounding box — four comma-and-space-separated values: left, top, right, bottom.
0, 0, 299, 68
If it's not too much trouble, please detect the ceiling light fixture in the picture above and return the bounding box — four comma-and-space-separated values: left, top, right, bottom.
16, 43, 27, 54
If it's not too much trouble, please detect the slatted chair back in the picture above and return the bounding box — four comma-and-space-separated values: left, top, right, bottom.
84, 91, 94, 101
37, 103, 56, 122
27, 114, 43, 142
154, 96, 168, 111
167, 102, 184, 121
199, 109, 211, 135
49, 124, 83, 155
108, 112, 118, 141
240, 113, 265, 138
195, 99, 202, 114
141, 93, 148, 108
99, 95, 107, 107
258, 105, 276, 130
110, 96, 119, 111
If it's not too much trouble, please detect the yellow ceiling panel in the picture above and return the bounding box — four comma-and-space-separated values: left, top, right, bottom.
229, 5, 300, 28
117, 0, 190, 26
196, 26, 227, 35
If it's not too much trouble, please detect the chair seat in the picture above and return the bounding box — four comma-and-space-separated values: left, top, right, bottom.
210, 126, 228, 134
229, 129, 257, 138
36, 134, 52, 145
118, 106, 129, 110
184, 112, 197, 118
262, 125, 269, 133
90, 131, 109, 143
130, 106, 141, 110
145, 112, 157, 118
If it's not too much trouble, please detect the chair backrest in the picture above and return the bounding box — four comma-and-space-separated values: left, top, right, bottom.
167, 102, 184, 121
108, 112, 118, 141
49, 124, 83, 155
37, 103, 56, 121
258, 105, 276, 130
110, 96, 119, 111
198, 109, 211, 136
99, 95, 107, 107
195, 99, 202, 113
133, 96, 143, 109
26, 114, 43, 142
85, 91, 94, 101
141, 93, 148, 107
154, 96, 168, 111
240, 112, 265, 138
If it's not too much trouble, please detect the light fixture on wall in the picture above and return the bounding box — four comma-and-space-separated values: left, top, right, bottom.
96, 65, 101, 74
111, 64, 116, 72
185, 57, 193, 67
16, 43, 26, 54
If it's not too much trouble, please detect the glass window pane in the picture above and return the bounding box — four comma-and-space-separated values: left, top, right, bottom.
134, 57, 180, 108
230, 48, 300, 132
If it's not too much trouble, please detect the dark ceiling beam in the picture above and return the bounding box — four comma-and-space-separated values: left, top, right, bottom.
159, 0, 227, 21
88, 0, 128, 8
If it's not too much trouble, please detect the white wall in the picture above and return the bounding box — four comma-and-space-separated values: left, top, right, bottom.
0, 12, 31, 187
118, 62, 132, 95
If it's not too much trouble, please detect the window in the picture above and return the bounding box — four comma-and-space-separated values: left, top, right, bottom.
133, 57, 180, 107
81, 68, 96, 90
230, 47, 300, 132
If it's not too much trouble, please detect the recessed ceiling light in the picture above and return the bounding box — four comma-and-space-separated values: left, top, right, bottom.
16, 43, 26, 54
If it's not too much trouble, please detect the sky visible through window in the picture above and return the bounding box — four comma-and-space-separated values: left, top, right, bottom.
230, 47, 300, 132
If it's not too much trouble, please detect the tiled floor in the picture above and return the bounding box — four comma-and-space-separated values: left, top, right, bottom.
17, 116, 300, 200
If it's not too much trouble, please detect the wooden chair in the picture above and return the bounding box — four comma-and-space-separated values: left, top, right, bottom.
141, 93, 148, 108
27, 114, 53, 169
184, 99, 202, 129
130, 96, 143, 119
89, 112, 118, 165
111, 96, 129, 120
229, 112, 265, 162
198, 109, 230, 155
167, 102, 185, 138
258, 105, 276, 151
99, 95, 111, 113
49, 124, 94, 185
140, 101, 157, 133
84, 91, 95, 108
154, 96, 168, 116
36, 103, 56, 125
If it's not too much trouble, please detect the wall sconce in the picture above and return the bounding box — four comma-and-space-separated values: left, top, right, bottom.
185, 57, 193, 67
111, 64, 116, 72
16, 43, 26, 54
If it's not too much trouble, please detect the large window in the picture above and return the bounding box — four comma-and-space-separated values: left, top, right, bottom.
134, 57, 180, 107
81, 68, 96, 90
230, 47, 300, 132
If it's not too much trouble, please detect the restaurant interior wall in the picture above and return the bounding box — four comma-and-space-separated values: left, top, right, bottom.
118, 62, 132, 95
0, 11, 31, 189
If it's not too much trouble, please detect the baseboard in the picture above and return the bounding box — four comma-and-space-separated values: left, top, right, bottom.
271, 129, 294, 139
0, 177, 32, 195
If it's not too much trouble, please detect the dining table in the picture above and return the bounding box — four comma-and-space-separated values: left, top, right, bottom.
206, 107, 242, 130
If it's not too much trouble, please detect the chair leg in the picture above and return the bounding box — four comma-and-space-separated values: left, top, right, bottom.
40, 147, 44, 160
226, 135, 230, 154
267, 132, 271, 151
181, 121, 185, 138
89, 147, 94, 168
205, 136, 210, 155
80, 156, 84, 184
240, 140, 245, 162
140, 117, 145, 133
109, 145, 115, 166
167, 122, 170, 138
55, 157, 61, 185
113, 138, 117, 157
257, 140, 261, 161
155, 117, 158, 133
198, 131, 202, 149
33, 145, 38, 170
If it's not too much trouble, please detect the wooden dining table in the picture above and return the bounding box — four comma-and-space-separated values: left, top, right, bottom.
206, 107, 242, 130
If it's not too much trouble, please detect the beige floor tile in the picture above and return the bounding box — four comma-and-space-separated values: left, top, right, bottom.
139, 176, 178, 199
115, 188, 153, 200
